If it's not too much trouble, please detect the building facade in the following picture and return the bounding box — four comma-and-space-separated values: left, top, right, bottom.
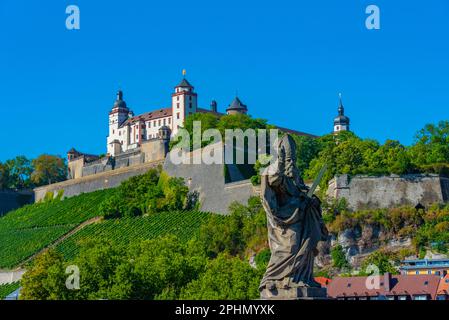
400, 259, 449, 277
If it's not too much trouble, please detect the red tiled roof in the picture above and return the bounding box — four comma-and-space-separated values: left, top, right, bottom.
121, 108, 172, 127
327, 274, 440, 299
315, 277, 332, 287
437, 274, 449, 295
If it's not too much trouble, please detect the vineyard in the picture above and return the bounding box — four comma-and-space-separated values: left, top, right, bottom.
56, 210, 221, 260
0, 190, 112, 230
0, 282, 20, 299
0, 189, 113, 269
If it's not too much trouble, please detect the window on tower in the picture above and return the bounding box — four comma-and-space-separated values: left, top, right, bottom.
177, 103, 180, 108
177, 96, 179, 101
189, 102, 192, 108
177, 113, 180, 119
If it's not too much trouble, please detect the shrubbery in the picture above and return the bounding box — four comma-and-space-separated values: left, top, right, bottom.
99, 167, 190, 219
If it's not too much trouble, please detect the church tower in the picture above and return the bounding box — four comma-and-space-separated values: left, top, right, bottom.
333, 94, 350, 134
171, 73, 197, 136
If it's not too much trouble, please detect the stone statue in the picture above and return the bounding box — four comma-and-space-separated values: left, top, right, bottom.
259, 134, 328, 299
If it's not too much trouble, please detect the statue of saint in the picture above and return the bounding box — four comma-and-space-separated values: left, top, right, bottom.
259, 134, 328, 299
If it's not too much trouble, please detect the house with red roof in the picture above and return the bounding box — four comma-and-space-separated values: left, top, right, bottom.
327, 273, 441, 300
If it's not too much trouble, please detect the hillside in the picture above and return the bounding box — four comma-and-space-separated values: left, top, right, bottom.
0, 189, 113, 269
56, 211, 220, 260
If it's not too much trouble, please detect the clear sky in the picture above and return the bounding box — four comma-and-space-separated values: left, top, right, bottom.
0, 0, 448, 161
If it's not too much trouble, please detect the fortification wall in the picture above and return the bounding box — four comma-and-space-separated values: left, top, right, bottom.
34, 161, 163, 202
327, 174, 449, 210
0, 190, 34, 216
163, 143, 256, 214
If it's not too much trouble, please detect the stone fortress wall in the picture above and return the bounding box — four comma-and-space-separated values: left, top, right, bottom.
34, 144, 449, 214
163, 143, 257, 214
34, 161, 164, 202
68, 138, 169, 180
327, 174, 449, 211
35, 142, 258, 214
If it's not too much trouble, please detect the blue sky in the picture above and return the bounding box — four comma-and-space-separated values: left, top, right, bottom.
0, 0, 448, 161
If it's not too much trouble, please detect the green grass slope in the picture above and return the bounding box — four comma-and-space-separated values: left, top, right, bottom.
56, 211, 218, 261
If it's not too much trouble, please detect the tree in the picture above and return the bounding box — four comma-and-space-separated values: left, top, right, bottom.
179, 253, 262, 300
331, 245, 350, 270
291, 134, 322, 177
409, 121, 449, 171
0, 162, 10, 190
5, 156, 33, 189
360, 250, 399, 275
20, 250, 70, 300
31, 155, 67, 186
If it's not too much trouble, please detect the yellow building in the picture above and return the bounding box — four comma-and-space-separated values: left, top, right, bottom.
400, 259, 449, 277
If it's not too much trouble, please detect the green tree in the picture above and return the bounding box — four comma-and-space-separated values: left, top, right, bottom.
360, 250, 399, 275
5, 156, 33, 189
20, 250, 70, 300
31, 155, 67, 186
179, 253, 262, 300
291, 134, 322, 177
330, 245, 350, 270
0, 162, 10, 190
409, 121, 449, 167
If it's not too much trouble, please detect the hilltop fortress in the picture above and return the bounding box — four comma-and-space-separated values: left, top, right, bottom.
31, 76, 449, 214
65, 76, 318, 181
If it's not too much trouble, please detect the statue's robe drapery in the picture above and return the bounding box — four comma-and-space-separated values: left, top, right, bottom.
260, 135, 327, 290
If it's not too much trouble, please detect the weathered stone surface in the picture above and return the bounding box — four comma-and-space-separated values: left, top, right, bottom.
327, 174, 449, 211
260, 286, 327, 300
259, 134, 328, 299
163, 142, 256, 215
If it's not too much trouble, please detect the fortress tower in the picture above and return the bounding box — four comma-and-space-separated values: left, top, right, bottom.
107, 90, 133, 155
226, 96, 247, 115
171, 76, 197, 136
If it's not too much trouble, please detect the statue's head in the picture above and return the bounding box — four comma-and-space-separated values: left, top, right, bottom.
279, 134, 298, 179
261, 134, 300, 182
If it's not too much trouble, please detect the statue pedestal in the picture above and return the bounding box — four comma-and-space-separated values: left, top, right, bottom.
260, 286, 328, 300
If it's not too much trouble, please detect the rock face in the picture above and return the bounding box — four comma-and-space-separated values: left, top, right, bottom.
316, 224, 413, 270
327, 174, 449, 211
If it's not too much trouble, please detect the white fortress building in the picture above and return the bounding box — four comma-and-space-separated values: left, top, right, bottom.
106, 77, 249, 157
